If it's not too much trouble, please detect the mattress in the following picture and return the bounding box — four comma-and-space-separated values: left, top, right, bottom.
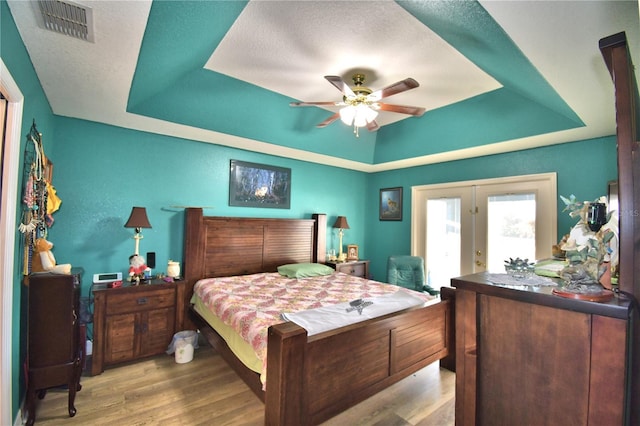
191, 271, 434, 385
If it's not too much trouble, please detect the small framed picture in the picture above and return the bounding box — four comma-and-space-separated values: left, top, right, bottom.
347, 244, 359, 261
380, 187, 403, 221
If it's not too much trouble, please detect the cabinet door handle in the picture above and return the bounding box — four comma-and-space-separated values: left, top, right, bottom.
137, 297, 148, 305
135, 323, 148, 333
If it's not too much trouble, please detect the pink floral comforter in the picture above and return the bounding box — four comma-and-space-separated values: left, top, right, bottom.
193, 272, 432, 379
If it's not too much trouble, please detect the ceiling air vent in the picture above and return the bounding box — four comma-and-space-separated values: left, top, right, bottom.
36, 0, 94, 42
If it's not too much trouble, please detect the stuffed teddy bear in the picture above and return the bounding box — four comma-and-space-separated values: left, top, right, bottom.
31, 237, 72, 274
128, 254, 150, 283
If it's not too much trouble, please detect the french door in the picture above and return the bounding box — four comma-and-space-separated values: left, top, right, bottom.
411, 173, 556, 288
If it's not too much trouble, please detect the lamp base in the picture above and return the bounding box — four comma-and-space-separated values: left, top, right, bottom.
132, 232, 143, 256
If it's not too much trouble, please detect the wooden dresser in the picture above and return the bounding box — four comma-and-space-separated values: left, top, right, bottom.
452, 272, 635, 426
91, 280, 180, 375
26, 271, 84, 426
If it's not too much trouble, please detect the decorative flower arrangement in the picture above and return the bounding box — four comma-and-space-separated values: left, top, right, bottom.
504, 257, 535, 279
558, 195, 618, 288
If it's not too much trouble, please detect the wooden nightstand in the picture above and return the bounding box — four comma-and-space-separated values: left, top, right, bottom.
326, 260, 369, 279
91, 279, 181, 375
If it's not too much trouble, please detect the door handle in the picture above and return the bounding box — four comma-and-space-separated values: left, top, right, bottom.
476, 260, 486, 267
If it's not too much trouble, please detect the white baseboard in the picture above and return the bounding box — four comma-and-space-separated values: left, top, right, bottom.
13, 401, 25, 426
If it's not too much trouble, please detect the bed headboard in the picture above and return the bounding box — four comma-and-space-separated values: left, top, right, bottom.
179, 208, 327, 329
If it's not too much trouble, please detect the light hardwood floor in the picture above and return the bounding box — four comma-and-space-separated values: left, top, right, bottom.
29, 343, 455, 425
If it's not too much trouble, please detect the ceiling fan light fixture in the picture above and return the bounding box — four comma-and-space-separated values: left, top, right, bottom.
359, 104, 379, 125
340, 104, 378, 127
339, 105, 356, 126
291, 73, 423, 137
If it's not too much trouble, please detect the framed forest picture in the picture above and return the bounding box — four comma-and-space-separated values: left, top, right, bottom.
229, 160, 291, 209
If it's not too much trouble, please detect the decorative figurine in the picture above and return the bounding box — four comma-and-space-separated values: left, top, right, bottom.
128, 253, 149, 284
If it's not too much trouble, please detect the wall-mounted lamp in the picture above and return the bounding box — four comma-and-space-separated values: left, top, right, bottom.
124, 207, 152, 255
332, 216, 350, 262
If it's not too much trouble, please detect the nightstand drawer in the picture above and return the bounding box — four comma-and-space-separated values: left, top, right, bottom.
338, 263, 366, 277
106, 288, 175, 315
327, 260, 369, 279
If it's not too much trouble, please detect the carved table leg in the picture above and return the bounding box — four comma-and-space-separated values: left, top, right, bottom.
68, 368, 79, 417
25, 386, 36, 426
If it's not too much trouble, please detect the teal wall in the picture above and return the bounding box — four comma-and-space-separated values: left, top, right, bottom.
49, 117, 368, 289
1, 0, 57, 419
366, 136, 617, 281
0, 1, 618, 423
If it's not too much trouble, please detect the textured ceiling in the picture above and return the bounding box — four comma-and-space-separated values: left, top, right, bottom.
6, 0, 640, 172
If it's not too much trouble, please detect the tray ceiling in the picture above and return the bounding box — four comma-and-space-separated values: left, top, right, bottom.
6, 0, 640, 172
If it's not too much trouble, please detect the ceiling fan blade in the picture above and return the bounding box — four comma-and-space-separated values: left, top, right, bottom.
324, 76, 356, 97
378, 102, 426, 117
290, 101, 338, 107
370, 78, 419, 100
366, 120, 379, 132
316, 113, 340, 128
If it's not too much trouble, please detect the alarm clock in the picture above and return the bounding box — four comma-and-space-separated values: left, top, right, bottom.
93, 272, 123, 285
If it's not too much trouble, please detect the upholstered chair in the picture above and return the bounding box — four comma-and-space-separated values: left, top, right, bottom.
387, 255, 439, 295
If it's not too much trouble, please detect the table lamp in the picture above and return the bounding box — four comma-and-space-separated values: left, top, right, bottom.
124, 207, 152, 255
333, 216, 350, 262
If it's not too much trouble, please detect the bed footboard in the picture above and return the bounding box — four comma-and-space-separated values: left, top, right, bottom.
265, 299, 452, 425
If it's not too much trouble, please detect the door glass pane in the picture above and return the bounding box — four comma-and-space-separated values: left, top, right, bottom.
487, 193, 536, 271
426, 197, 461, 287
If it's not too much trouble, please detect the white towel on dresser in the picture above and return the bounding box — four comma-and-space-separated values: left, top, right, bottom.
281, 290, 432, 336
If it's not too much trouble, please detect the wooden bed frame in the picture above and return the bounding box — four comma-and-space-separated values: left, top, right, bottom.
180, 208, 454, 425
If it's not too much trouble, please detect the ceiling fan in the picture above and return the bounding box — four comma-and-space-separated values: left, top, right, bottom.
290, 73, 426, 137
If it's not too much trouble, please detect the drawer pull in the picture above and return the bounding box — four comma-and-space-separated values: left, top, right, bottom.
137, 297, 148, 305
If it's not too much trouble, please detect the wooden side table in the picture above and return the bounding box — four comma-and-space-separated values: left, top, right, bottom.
91, 279, 180, 375
326, 260, 369, 279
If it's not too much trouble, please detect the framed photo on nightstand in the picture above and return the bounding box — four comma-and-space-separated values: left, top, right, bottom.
347, 245, 359, 261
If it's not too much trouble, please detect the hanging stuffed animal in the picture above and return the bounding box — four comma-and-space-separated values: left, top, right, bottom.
31, 237, 71, 274
45, 180, 61, 227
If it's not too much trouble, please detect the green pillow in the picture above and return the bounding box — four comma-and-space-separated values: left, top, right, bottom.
277, 263, 335, 278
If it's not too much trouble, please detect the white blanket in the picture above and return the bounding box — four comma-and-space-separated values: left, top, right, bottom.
281, 290, 431, 336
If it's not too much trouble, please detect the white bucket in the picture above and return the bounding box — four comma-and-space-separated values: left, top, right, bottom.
174, 339, 194, 364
